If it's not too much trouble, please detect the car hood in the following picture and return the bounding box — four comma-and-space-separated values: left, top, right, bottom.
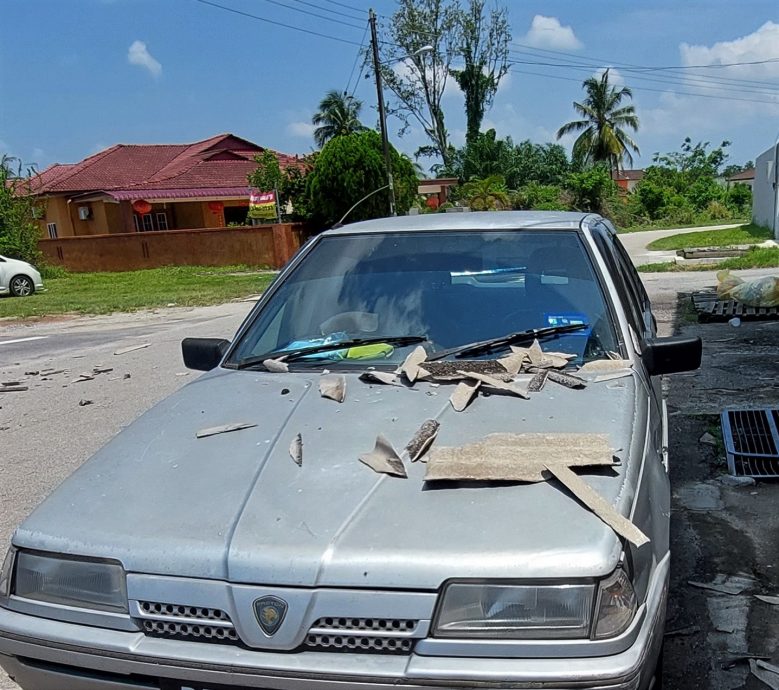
16, 368, 647, 589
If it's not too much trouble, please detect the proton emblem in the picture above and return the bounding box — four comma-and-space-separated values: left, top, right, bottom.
253, 596, 287, 636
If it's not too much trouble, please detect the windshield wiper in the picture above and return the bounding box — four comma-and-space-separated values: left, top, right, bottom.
427, 323, 589, 360
235, 336, 428, 369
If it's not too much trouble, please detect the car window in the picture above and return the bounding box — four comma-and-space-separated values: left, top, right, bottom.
229, 230, 621, 367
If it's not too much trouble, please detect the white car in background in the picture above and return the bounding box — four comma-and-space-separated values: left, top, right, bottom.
0, 255, 43, 297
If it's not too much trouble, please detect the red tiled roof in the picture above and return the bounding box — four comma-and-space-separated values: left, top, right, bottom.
728, 168, 755, 181
105, 187, 252, 201
612, 169, 644, 181
38, 134, 300, 196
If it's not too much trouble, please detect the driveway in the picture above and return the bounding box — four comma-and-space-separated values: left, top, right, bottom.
620, 223, 742, 266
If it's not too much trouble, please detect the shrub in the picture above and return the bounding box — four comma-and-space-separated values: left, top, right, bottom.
704, 200, 731, 220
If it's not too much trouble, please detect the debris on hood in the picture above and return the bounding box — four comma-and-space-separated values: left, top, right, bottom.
319, 374, 346, 403
289, 433, 303, 467
400, 346, 428, 383
592, 371, 632, 383
425, 433, 615, 482
457, 370, 529, 399
359, 371, 403, 386
755, 594, 779, 605
425, 433, 648, 547
527, 369, 548, 392
263, 358, 290, 373
404, 419, 440, 462
450, 380, 481, 412
196, 422, 258, 439
546, 463, 649, 547
114, 343, 151, 356
359, 434, 407, 478
578, 359, 632, 373
541, 369, 587, 390
497, 351, 526, 375
419, 359, 513, 381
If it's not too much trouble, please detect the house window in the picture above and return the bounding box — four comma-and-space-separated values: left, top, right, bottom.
46, 222, 58, 239
133, 215, 140, 232
142, 214, 154, 232
155, 212, 169, 231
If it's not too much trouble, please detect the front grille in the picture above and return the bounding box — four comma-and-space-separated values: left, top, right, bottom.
304, 617, 421, 654
721, 408, 779, 478
135, 600, 240, 646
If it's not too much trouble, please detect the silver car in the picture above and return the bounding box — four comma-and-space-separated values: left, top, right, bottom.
0, 212, 700, 690
0, 255, 43, 297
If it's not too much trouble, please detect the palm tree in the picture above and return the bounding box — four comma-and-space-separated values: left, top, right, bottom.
461, 174, 510, 211
556, 69, 640, 172
312, 90, 367, 148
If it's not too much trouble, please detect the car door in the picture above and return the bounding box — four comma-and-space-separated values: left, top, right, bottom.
0, 257, 7, 290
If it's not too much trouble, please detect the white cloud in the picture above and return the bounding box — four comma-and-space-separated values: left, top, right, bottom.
127, 40, 162, 78
521, 15, 582, 51
593, 66, 624, 86
286, 121, 316, 138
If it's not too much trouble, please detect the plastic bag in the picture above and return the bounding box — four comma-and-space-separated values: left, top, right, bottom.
716, 270, 779, 307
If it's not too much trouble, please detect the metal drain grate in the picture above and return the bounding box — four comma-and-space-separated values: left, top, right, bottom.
692, 292, 779, 323
721, 408, 779, 478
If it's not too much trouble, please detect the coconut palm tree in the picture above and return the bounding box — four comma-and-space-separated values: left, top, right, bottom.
556, 69, 640, 172
312, 90, 368, 148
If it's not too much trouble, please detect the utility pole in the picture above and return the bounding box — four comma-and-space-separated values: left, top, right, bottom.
369, 8, 396, 217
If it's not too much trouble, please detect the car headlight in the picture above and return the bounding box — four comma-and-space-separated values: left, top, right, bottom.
0, 547, 15, 598
434, 582, 595, 639
593, 568, 637, 639
12, 551, 127, 613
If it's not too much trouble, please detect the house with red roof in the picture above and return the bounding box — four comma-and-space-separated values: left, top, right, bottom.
611, 169, 644, 192
32, 133, 300, 238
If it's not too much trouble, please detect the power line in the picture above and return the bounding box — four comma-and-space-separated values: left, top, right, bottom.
510, 43, 779, 89
255, 0, 364, 29
506, 53, 779, 97
509, 67, 779, 106
289, 0, 365, 22
192, 0, 363, 45
320, 0, 365, 13
344, 22, 370, 95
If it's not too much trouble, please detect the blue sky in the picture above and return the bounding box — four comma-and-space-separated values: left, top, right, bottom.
1, 0, 777, 173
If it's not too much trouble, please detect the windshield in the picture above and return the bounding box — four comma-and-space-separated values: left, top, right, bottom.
228, 230, 620, 368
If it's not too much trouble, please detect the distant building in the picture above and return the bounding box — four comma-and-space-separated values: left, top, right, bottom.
418, 178, 459, 209
611, 169, 644, 192
26, 133, 300, 238
727, 168, 756, 189
752, 144, 779, 239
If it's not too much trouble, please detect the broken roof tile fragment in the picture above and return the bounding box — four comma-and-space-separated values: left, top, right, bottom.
359, 434, 407, 478
450, 380, 480, 412
319, 374, 346, 402
404, 419, 440, 462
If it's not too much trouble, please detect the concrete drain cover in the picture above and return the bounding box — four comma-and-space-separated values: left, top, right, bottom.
721, 408, 779, 478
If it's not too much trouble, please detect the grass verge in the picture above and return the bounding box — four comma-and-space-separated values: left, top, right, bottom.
618, 218, 747, 234
638, 247, 779, 273
646, 223, 772, 251
0, 265, 275, 319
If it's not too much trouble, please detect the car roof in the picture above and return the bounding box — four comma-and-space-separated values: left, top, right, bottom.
324, 211, 600, 236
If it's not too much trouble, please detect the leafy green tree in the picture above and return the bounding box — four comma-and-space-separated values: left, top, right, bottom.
460, 174, 510, 210
312, 90, 367, 148
306, 130, 418, 226
0, 156, 42, 264
565, 165, 617, 213
556, 69, 640, 172
450, 0, 511, 145
379, 0, 461, 167
652, 138, 730, 180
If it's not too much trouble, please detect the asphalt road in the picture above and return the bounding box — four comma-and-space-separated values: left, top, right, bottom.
620, 223, 743, 266
1, 264, 777, 689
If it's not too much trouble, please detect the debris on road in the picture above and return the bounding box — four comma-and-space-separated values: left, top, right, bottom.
196, 422, 257, 439
699, 432, 718, 446
359, 434, 407, 478
0, 386, 28, 393
750, 659, 779, 690
92, 366, 114, 375
717, 475, 756, 487
79, 399, 93, 407
687, 576, 751, 596
664, 625, 700, 637
722, 654, 771, 670
71, 374, 95, 383
755, 594, 779, 605
319, 374, 346, 403
289, 433, 303, 467
114, 343, 151, 356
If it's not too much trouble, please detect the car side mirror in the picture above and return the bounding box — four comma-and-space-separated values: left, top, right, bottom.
181, 338, 230, 371
642, 336, 702, 376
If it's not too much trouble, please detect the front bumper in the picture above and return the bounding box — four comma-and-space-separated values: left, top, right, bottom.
0, 556, 668, 690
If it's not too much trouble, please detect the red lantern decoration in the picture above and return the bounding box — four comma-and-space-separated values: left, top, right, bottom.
208, 201, 224, 213
132, 199, 152, 215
